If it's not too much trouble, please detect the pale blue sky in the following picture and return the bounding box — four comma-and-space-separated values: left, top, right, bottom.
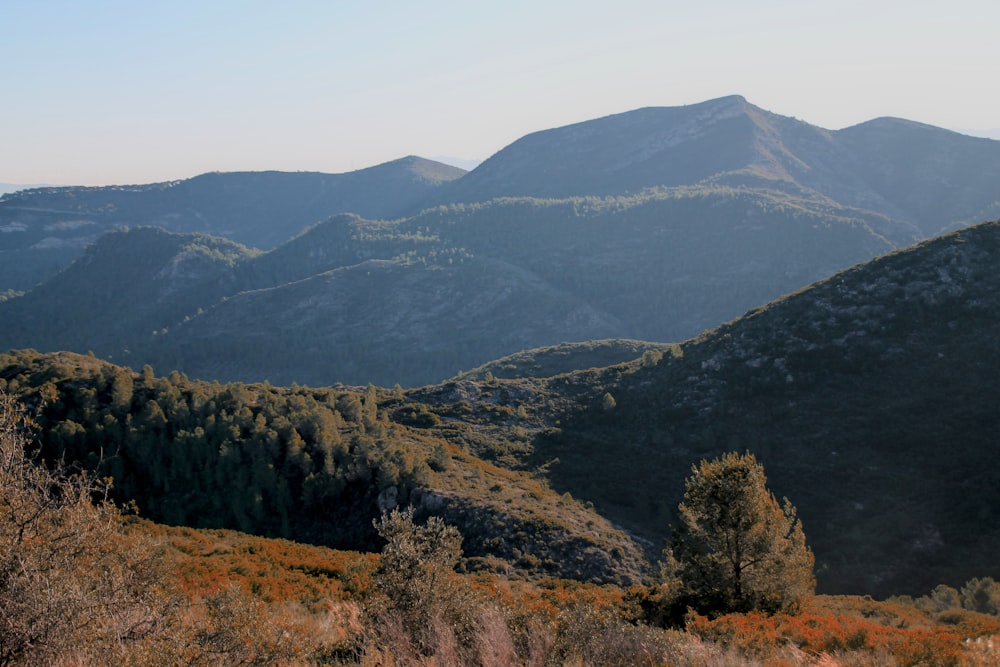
2, 0, 997, 185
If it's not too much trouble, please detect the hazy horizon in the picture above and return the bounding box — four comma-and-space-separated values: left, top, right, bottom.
3, 1, 997, 187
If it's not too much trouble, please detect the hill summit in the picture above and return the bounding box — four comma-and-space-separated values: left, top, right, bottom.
439, 95, 1000, 243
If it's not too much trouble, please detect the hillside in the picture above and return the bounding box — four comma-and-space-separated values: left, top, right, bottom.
0, 188, 895, 387
416, 219, 1000, 598
0, 349, 648, 586
836, 117, 1000, 233
452, 339, 676, 381
0, 156, 465, 291
0, 227, 257, 359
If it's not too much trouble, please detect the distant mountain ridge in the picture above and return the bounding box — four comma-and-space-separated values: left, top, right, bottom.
954, 127, 1000, 141
438, 95, 1000, 242
2, 95, 999, 387
0, 156, 465, 290
3, 96, 999, 294
0, 187, 896, 386
0, 182, 59, 196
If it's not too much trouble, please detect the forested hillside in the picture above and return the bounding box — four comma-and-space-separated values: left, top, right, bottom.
0, 227, 257, 355
0, 349, 647, 585
496, 219, 1000, 597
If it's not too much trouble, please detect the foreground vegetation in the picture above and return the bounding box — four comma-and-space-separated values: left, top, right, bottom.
2, 390, 998, 665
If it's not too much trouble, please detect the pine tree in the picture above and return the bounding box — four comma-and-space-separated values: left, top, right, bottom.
660, 451, 815, 618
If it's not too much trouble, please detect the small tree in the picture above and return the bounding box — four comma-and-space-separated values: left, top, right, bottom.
368, 508, 477, 658
372, 508, 463, 618
960, 577, 1000, 615
660, 451, 815, 619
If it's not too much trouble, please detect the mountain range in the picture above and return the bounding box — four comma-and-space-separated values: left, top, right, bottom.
0, 157, 465, 291
3, 95, 998, 387
434, 95, 1000, 242
4, 218, 999, 597
0, 192, 894, 387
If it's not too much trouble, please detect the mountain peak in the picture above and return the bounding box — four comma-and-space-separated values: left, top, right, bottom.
840, 116, 947, 134
691, 93, 750, 110
436, 95, 782, 202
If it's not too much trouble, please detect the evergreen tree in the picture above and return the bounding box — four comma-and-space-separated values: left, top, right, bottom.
660, 451, 815, 618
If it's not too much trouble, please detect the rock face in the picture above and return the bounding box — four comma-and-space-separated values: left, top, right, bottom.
377, 486, 399, 512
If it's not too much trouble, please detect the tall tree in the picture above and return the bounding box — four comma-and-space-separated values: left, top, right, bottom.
660, 451, 815, 618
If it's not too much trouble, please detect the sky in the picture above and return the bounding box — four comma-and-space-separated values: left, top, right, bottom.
2, 0, 997, 186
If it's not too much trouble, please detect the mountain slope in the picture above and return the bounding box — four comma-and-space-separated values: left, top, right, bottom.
437, 96, 765, 201
170, 187, 892, 387
0, 227, 256, 358
835, 117, 1000, 234
0, 187, 896, 387
467, 219, 1000, 597
452, 339, 676, 381
144, 255, 626, 387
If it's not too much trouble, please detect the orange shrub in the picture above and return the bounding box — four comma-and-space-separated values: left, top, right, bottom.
688, 600, 1000, 667
131, 519, 375, 610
